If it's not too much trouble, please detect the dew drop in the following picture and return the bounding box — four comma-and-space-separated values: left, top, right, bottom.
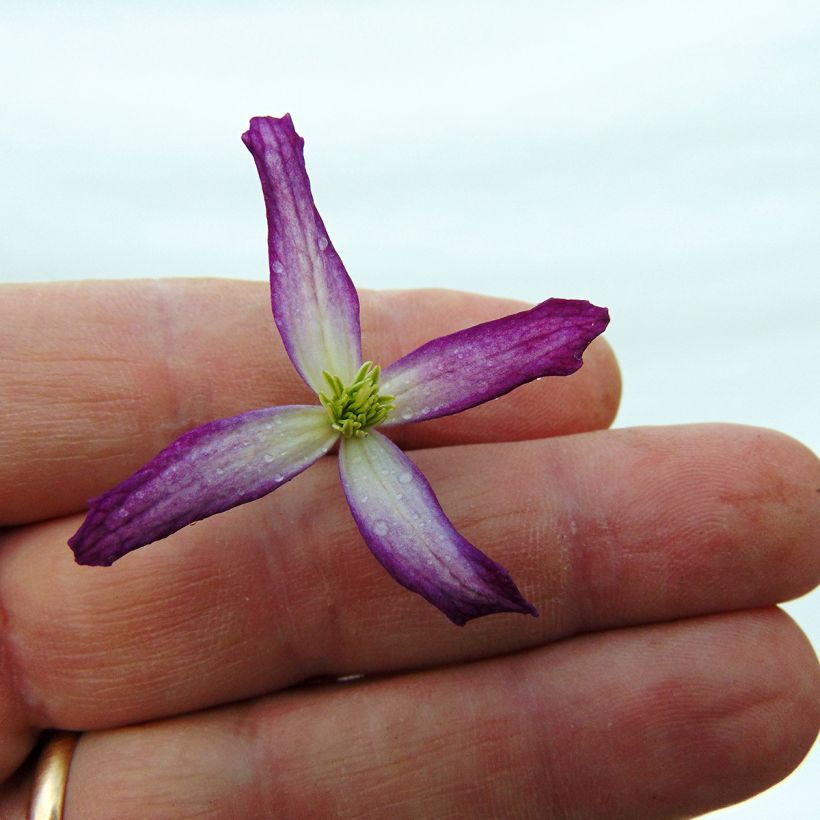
360, 495, 368, 503
401, 411, 413, 420
398, 472, 412, 484
263, 453, 275, 463
421, 406, 431, 415
317, 236, 328, 251
274, 417, 284, 426
274, 473, 284, 482
272, 260, 285, 273
135, 490, 146, 500
117, 507, 129, 518
373, 520, 389, 536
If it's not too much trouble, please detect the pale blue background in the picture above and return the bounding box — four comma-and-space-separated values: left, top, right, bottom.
1, 1, 817, 816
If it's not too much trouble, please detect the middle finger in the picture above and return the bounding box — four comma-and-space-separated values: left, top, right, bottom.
1, 424, 816, 736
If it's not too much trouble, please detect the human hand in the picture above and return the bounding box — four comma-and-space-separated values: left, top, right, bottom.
1, 279, 817, 818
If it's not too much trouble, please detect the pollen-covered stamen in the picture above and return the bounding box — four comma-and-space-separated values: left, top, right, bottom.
319, 361, 395, 438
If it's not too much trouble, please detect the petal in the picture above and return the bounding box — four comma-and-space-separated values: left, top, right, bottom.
69, 406, 337, 566
339, 432, 538, 625
380, 298, 609, 425
243, 115, 363, 393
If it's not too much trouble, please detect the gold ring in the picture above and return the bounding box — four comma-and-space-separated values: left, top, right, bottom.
28, 731, 80, 820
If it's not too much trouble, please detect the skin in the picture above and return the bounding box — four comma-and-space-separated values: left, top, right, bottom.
0, 279, 817, 819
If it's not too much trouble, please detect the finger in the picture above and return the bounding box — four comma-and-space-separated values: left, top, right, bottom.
0, 755, 31, 817
0, 279, 620, 524
11, 610, 818, 818
0, 422, 816, 780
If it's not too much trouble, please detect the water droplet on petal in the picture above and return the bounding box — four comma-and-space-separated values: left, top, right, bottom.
317, 236, 328, 251
274, 473, 284, 482
373, 520, 389, 536
360, 495, 368, 503
398, 472, 412, 484
272, 260, 285, 273
401, 411, 413, 420
117, 508, 129, 518
263, 453, 275, 463
135, 490, 145, 500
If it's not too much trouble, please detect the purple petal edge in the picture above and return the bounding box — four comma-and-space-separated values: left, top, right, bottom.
380, 298, 609, 425
69, 405, 337, 567
242, 115, 363, 393
339, 432, 538, 626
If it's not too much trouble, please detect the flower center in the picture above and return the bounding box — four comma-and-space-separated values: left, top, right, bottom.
319, 361, 395, 438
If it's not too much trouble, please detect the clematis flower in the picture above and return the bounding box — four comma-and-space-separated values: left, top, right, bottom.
69, 115, 610, 625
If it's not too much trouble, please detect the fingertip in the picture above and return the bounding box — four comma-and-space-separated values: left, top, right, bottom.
704, 608, 820, 809
569, 335, 622, 431
725, 426, 820, 599
366, 288, 622, 447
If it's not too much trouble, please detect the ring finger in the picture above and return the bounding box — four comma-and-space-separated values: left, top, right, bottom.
4, 609, 818, 819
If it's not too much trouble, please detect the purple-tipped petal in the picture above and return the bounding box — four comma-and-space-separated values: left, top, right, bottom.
339, 431, 538, 625
69, 406, 337, 566
243, 115, 363, 393
379, 298, 609, 425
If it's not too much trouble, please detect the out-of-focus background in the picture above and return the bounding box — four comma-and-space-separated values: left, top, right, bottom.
1, 1, 817, 815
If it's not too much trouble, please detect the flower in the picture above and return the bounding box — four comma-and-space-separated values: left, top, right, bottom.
68, 115, 610, 625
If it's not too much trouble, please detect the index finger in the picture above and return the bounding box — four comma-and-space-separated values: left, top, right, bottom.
0, 279, 620, 524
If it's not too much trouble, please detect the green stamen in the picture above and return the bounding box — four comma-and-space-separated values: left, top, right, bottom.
319, 361, 394, 438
